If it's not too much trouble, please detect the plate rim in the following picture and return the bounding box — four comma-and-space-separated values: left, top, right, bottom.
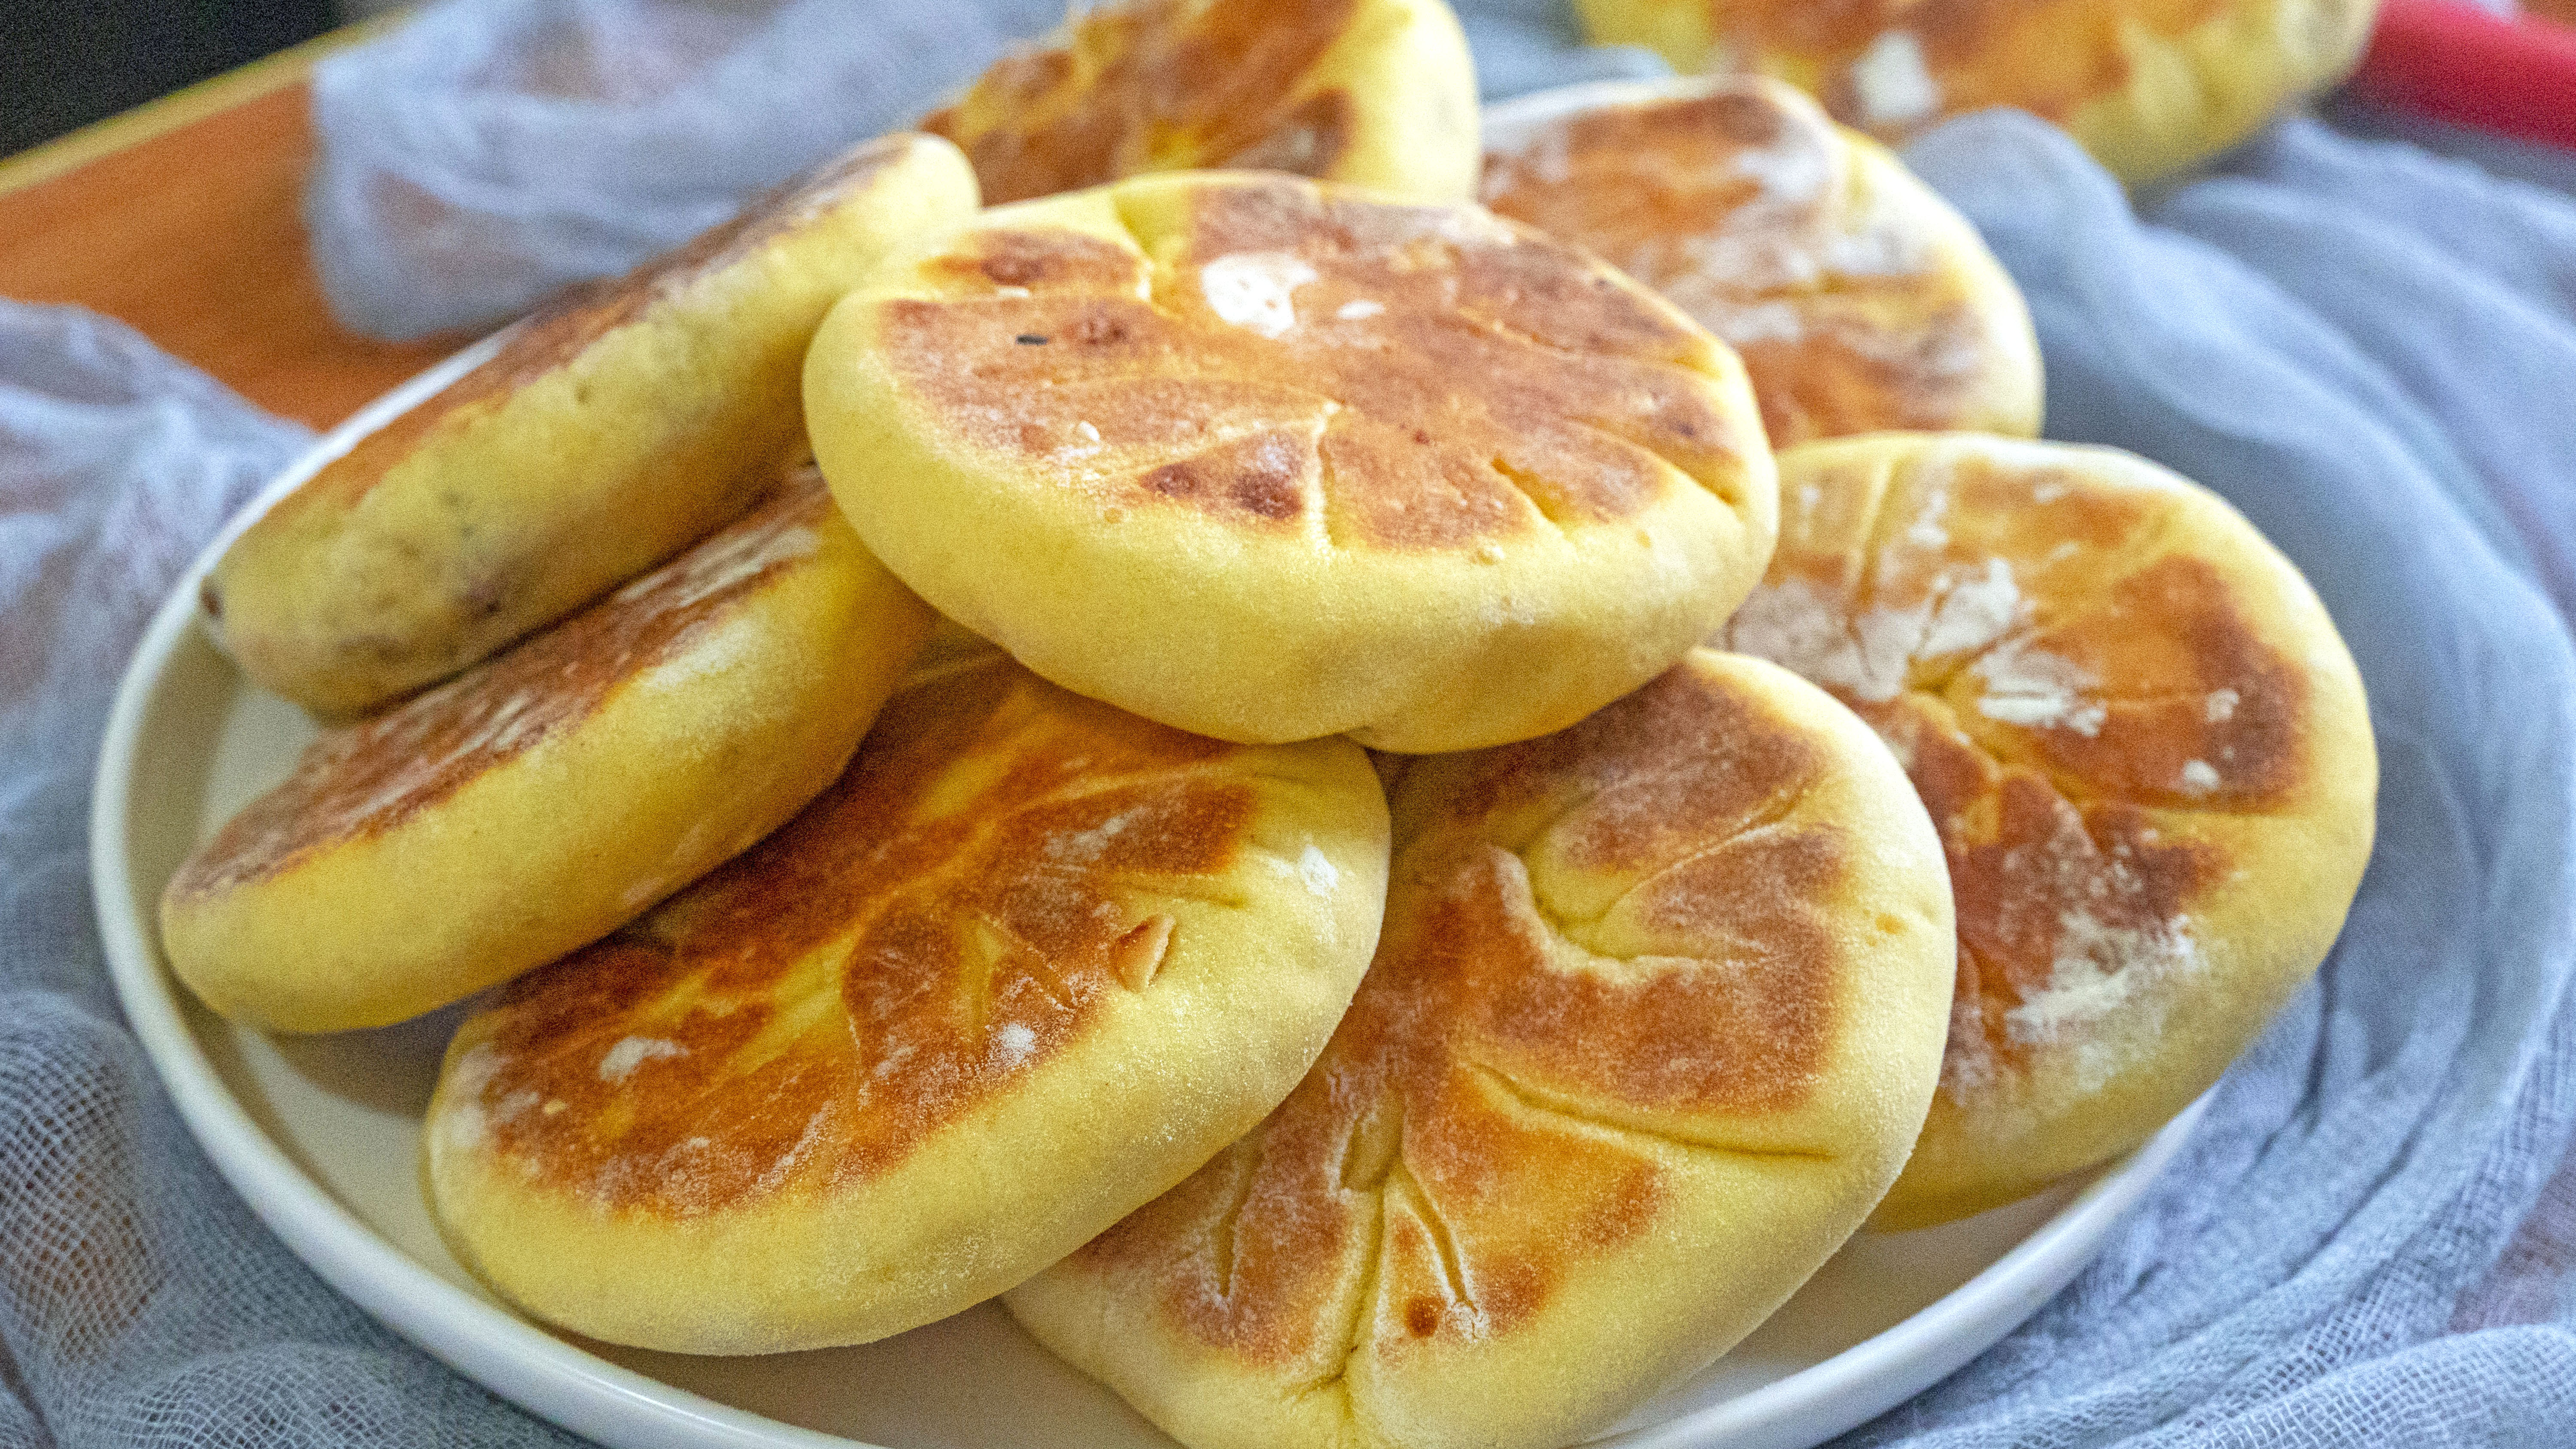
88, 291, 2203, 1449
88, 333, 874, 1449
1604, 1095, 2202, 1449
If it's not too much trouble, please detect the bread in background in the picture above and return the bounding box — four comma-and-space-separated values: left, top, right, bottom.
1482, 76, 2041, 446
1723, 433, 2376, 1226
1573, 0, 2382, 183
926, 0, 1480, 205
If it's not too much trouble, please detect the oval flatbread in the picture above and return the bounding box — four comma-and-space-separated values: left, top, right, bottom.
1572, 0, 2381, 182
923, 0, 1479, 206
1481, 76, 2040, 447
210, 132, 975, 717
805, 170, 1777, 753
424, 655, 1390, 1352
1723, 433, 2375, 1225
1009, 650, 1953, 1449
163, 465, 930, 1033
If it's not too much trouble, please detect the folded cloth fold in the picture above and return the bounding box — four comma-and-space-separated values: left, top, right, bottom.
0, 303, 586, 1446
1862, 109, 2576, 1446
304, 0, 1065, 340
305, 0, 1675, 341
3, 3, 2573, 1446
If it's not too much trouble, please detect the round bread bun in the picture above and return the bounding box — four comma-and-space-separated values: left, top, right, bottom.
1721, 433, 2376, 1227
162, 464, 931, 1034
1008, 650, 1954, 1449
208, 132, 976, 718
422, 655, 1391, 1354
1571, 0, 2380, 184
1481, 76, 2041, 447
922, 0, 1479, 206
805, 170, 1778, 753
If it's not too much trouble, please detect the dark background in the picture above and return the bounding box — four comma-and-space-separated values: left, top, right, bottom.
3, 0, 341, 155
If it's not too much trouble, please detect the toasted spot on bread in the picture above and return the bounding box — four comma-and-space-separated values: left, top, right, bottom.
880, 182, 1758, 553
454, 664, 1265, 1216
1482, 78, 2038, 445
169, 476, 834, 897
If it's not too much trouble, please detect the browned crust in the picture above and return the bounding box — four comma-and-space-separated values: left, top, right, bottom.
441, 659, 1270, 1216
1726, 443, 2314, 1096
168, 470, 838, 898
1480, 83, 2008, 446
879, 175, 1758, 553
1076, 659, 1850, 1366
923, 0, 1361, 204
1716, 0, 2234, 131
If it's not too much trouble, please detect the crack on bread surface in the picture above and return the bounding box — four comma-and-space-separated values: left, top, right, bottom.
1728, 440, 2316, 1103
878, 175, 1765, 555
439, 658, 1297, 1217
1057, 658, 1857, 1386
1467, 1059, 1837, 1162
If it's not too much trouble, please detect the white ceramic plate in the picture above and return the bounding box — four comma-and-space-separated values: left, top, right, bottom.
89, 339, 2205, 1449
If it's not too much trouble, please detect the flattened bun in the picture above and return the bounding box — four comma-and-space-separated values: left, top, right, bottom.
424, 655, 1390, 1352
924, 0, 1479, 205
1724, 433, 2375, 1225
1574, 0, 2380, 183
163, 465, 930, 1033
209, 133, 975, 716
1482, 76, 2039, 446
805, 170, 1777, 753
1010, 650, 1953, 1449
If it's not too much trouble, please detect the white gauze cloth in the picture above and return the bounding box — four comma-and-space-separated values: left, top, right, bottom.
1, 2, 2571, 1446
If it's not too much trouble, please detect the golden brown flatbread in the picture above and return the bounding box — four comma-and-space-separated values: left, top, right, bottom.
1574, 0, 2381, 182
923, 0, 1479, 205
424, 655, 1390, 1352
1010, 650, 1954, 1449
1723, 433, 2376, 1225
164, 466, 930, 1033
1481, 76, 2039, 446
805, 170, 1777, 753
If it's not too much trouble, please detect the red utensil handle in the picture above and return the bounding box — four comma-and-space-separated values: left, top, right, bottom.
2349, 0, 2576, 150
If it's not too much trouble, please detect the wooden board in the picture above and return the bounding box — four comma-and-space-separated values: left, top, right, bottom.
0, 37, 456, 431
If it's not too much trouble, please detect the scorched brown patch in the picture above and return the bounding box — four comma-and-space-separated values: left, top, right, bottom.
878, 177, 1759, 552
1074, 660, 1849, 1369
446, 658, 1261, 1217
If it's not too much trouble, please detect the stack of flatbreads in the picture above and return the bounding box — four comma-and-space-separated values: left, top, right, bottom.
159, 3, 2380, 1445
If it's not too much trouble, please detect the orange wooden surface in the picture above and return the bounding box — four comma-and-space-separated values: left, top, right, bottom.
0, 71, 454, 431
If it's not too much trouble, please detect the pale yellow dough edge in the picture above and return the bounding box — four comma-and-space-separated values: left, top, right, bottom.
805, 174, 1779, 754
1305, 0, 1484, 202
161, 510, 933, 1034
